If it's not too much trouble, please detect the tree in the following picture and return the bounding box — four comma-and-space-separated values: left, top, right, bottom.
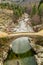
0, 3, 25, 23
31, 5, 37, 17
13, 5, 25, 23
38, 0, 43, 9
38, 4, 43, 22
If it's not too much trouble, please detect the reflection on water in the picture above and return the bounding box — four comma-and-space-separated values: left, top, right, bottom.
4, 33, 37, 65
4, 49, 37, 65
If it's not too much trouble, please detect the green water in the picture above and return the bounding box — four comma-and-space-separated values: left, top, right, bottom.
4, 49, 37, 65
4, 37, 37, 65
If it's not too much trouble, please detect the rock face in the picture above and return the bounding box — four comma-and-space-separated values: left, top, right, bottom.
30, 38, 43, 65
0, 58, 3, 65
0, 9, 13, 32
0, 61, 3, 65
3, 51, 8, 60
0, 9, 13, 65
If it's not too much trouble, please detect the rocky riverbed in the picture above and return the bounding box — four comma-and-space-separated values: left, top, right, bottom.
0, 11, 43, 65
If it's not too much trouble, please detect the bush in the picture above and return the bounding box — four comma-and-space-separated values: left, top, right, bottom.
31, 5, 37, 17
38, 3, 43, 16
12, 5, 25, 23
38, 3, 43, 22
13, 5, 24, 17
0, 3, 25, 23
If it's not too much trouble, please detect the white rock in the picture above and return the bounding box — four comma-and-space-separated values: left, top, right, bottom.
0, 60, 3, 65
24, 18, 29, 22
38, 53, 43, 58
3, 51, 8, 60
10, 44, 12, 48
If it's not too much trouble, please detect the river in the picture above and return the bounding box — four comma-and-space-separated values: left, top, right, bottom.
4, 14, 37, 65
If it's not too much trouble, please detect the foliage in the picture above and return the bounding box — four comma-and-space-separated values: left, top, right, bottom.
0, 3, 25, 23
38, 3, 43, 16
38, 3, 43, 22
38, 0, 43, 8
13, 5, 25, 19
5, 49, 34, 60
0, 3, 10, 9
4, 49, 36, 65
30, 3, 43, 26
31, 5, 37, 17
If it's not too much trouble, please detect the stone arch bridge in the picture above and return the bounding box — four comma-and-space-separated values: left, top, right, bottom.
0, 30, 43, 44
0, 30, 43, 39
0, 30, 43, 65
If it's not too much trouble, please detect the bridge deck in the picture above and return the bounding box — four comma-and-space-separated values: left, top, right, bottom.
0, 30, 43, 39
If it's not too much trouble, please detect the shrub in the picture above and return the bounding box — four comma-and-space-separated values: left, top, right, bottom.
38, 3, 43, 22
31, 5, 37, 17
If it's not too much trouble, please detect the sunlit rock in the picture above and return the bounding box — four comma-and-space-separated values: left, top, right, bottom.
3, 51, 8, 60
0, 58, 3, 65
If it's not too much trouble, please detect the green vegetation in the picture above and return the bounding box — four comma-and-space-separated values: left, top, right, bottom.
31, 5, 37, 17
38, 4, 43, 22
5, 49, 34, 60
39, 3, 43, 16
0, 3, 11, 9
0, 3, 25, 23
4, 49, 36, 65
12, 5, 25, 23
29, 2, 43, 26
4, 50, 36, 65
38, 0, 43, 9
0, 2, 43, 25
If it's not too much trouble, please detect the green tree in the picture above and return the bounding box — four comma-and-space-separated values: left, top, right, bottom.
0, 3, 25, 23
38, 4, 43, 22
13, 5, 25, 23
31, 5, 37, 17
38, 0, 43, 9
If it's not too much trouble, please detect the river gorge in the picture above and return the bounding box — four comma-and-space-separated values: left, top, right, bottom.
3, 13, 37, 65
